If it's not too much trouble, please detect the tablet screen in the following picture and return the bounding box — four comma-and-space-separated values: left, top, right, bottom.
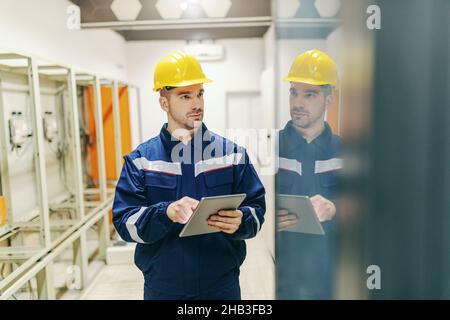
276, 194, 325, 235
179, 193, 246, 237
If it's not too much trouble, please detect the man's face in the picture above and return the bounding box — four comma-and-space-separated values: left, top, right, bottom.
289, 82, 331, 129
160, 84, 204, 130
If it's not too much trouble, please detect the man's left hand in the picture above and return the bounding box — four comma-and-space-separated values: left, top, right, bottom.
207, 210, 243, 234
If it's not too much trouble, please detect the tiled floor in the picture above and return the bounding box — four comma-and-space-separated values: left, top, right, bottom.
76, 234, 275, 300
240, 236, 275, 300
80, 264, 144, 300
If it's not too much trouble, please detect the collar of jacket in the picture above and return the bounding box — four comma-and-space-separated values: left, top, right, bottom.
283, 120, 333, 153
159, 122, 213, 154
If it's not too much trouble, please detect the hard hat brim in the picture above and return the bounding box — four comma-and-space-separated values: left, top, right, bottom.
153, 77, 213, 92
282, 75, 336, 87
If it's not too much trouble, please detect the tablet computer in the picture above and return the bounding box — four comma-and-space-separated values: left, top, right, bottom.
179, 193, 246, 238
276, 194, 325, 235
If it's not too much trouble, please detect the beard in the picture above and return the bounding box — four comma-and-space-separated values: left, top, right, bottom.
168, 109, 203, 130
290, 109, 314, 128
290, 105, 325, 129
291, 113, 311, 128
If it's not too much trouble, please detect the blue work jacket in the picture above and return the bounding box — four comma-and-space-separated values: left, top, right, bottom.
276, 120, 342, 299
113, 123, 266, 294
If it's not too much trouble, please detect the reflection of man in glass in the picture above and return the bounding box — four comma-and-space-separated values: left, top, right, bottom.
276, 50, 342, 299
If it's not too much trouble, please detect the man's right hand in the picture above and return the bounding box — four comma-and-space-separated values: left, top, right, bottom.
166, 196, 199, 224
276, 209, 299, 231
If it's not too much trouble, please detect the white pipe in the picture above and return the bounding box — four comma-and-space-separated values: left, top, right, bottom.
1, 82, 66, 95
81, 16, 272, 29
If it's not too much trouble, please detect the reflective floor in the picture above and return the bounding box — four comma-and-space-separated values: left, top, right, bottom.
57, 233, 274, 300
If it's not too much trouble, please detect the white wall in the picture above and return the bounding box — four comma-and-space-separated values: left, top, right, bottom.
325, 27, 344, 78
0, 0, 127, 80
126, 40, 185, 141
126, 38, 264, 141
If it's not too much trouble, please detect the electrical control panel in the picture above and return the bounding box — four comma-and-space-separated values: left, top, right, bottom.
8, 111, 30, 149
43, 111, 58, 142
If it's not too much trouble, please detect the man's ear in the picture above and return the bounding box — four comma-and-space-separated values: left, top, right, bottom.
159, 96, 169, 113
324, 93, 334, 110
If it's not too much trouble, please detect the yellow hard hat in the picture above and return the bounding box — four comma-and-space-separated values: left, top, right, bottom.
283, 49, 338, 87
153, 51, 212, 91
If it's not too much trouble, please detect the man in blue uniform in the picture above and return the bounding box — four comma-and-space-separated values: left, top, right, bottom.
112, 51, 266, 300
276, 50, 342, 299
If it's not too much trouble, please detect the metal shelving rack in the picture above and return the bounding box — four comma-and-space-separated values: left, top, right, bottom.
0, 51, 141, 300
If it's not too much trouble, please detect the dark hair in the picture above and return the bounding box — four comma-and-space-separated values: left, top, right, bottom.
160, 86, 176, 98
321, 84, 332, 97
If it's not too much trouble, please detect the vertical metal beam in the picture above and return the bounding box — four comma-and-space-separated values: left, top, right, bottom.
92, 76, 109, 259
112, 81, 122, 181
68, 70, 85, 220
135, 86, 144, 143
92, 77, 107, 201
29, 58, 51, 247
0, 79, 14, 225
36, 264, 54, 300
337, 81, 342, 135
97, 213, 110, 260
28, 57, 55, 299
72, 235, 88, 289
67, 69, 88, 288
